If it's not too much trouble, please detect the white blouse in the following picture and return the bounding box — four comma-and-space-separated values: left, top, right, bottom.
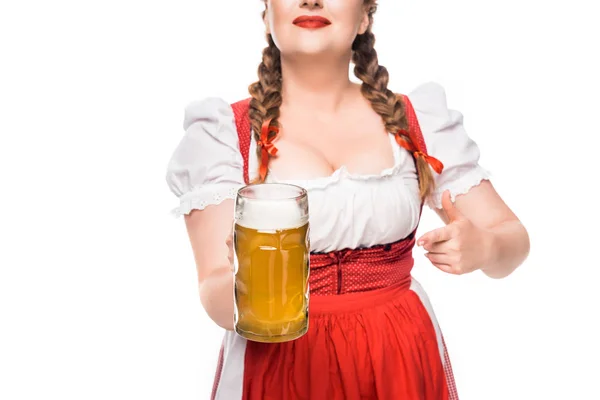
165, 82, 491, 253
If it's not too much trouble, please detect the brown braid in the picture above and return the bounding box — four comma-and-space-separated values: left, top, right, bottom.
353, 1, 435, 200
249, 1, 435, 199
248, 8, 282, 183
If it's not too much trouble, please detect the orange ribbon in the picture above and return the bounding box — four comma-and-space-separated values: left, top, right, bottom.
257, 117, 279, 182
394, 130, 444, 174
413, 151, 444, 174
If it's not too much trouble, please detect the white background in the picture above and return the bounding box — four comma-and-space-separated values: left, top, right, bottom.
1, 0, 599, 399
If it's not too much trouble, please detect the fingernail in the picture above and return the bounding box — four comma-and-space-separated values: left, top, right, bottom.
417, 240, 424, 246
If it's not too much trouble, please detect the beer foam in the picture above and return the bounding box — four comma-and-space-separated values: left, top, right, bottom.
236, 198, 308, 231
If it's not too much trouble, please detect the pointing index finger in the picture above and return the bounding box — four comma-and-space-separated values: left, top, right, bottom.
418, 226, 453, 246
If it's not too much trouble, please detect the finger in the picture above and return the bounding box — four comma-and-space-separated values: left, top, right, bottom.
424, 252, 454, 266
425, 255, 462, 275
441, 190, 464, 222
418, 225, 453, 247
430, 262, 459, 275
429, 261, 454, 274
423, 240, 452, 253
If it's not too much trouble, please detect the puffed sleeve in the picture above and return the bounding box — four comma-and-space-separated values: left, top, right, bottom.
409, 82, 492, 209
165, 97, 244, 216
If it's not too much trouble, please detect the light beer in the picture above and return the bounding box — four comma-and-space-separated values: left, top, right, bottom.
233, 183, 310, 343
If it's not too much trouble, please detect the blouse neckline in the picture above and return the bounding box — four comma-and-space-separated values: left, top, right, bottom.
250, 132, 410, 188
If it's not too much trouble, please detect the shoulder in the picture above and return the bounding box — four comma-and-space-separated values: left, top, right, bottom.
183, 97, 237, 130
401, 81, 472, 147
406, 81, 448, 110
403, 82, 491, 208
165, 96, 247, 203
229, 97, 252, 118
405, 81, 459, 132
175, 96, 242, 160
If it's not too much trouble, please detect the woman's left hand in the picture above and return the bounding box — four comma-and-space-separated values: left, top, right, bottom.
417, 190, 495, 275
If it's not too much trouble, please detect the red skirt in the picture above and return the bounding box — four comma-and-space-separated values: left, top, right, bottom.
242, 280, 451, 400
211, 239, 459, 400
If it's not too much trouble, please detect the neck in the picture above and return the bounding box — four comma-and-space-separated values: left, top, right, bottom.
279, 52, 356, 114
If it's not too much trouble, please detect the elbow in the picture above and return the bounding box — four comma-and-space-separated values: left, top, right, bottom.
482, 265, 518, 280
482, 221, 530, 279
513, 222, 531, 272
522, 226, 531, 261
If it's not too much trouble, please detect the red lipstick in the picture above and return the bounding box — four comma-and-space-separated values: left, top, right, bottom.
293, 15, 331, 29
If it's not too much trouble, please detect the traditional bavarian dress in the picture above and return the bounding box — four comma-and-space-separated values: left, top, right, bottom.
166, 82, 491, 400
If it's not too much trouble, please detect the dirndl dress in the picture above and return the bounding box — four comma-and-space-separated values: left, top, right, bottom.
165, 82, 491, 400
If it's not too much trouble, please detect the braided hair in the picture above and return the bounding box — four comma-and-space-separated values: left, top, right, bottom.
248, 1, 435, 199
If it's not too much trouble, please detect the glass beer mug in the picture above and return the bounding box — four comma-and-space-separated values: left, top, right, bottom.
233, 183, 310, 343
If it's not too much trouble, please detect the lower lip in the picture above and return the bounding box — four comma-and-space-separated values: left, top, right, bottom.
294, 21, 330, 29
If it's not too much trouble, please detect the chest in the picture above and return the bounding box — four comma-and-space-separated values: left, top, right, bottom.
268, 110, 396, 180
244, 112, 423, 252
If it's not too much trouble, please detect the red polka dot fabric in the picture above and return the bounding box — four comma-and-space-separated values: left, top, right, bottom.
231, 98, 252, 184
402, 94, 430, 154
309, 236, 416, 295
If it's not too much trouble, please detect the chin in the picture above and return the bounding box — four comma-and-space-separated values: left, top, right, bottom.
274, 32, 340, 58
297, 45, 331, 56
285, 42, 342, 58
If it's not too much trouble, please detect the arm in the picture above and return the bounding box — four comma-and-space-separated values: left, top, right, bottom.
447, 180, 529, 278
165, 97, 244, 329
184, 200, 235, 330
419, 180, 530, 279
407, 83, 529, 278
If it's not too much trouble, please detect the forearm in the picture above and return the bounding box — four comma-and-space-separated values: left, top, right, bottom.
482, 220, 530, 279
199, 266, 235, 330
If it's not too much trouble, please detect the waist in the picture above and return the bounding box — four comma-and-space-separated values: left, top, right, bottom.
308, 279, 414, 315
309, 235, 415, 295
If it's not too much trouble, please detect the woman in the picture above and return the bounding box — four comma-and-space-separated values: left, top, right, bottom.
166, 0, 530, 399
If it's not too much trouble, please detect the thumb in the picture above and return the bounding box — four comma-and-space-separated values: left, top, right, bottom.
441, 190, 464, 222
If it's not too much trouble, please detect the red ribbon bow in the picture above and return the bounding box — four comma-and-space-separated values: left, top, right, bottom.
394, 130, 444, 174
257, 118, 279, 182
